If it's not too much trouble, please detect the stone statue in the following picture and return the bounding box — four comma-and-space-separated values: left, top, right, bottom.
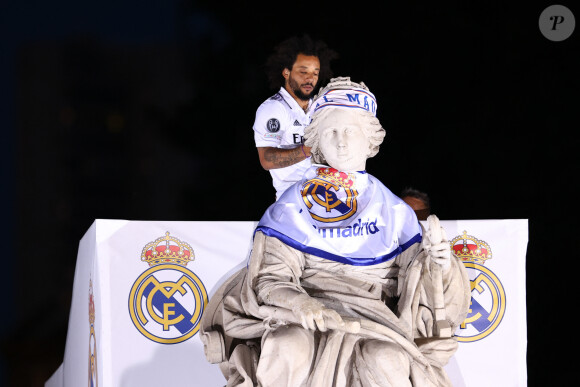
201, 77, 471, 387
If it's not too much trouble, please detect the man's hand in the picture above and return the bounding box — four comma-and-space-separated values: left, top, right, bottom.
421, 215, 452, 269
257, 146, 311, 170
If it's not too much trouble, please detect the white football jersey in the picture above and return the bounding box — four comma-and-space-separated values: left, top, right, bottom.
253, 87, 313, 199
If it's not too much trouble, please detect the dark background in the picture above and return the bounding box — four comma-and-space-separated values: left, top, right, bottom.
1, 1, 577, 386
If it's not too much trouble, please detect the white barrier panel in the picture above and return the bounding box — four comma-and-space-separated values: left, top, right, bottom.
441, 220, 528, 387
46, 219, 527, 387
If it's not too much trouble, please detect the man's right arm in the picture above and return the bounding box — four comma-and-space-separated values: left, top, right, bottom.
257, 146, 311, 170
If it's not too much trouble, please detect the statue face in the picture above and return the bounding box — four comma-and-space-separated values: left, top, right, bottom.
318, 109, 370, 172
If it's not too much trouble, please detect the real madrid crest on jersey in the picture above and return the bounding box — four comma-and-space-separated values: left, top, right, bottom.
453, 231, 506, 342
128, 232, 208, 344
301, 167, 358, 223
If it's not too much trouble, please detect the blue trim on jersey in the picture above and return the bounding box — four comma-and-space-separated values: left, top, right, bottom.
255, 226, 422, 266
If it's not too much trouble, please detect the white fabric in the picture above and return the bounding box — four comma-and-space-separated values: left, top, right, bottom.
311, 87, 378, 116
253, 87, 313, 199
256, 165, 422, 265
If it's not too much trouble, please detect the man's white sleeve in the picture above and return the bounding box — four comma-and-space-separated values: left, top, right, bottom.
253, 101, 287, 148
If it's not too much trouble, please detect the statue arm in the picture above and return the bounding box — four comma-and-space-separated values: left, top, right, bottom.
421, 215, 471, 331
250, 232, 343, 331
440, 254, 471, 330
395, 216, 470, 338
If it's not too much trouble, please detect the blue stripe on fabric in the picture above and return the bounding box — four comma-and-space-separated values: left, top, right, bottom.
313, 104, 370, 112
401, 232, 422, 251
254, 226, 422, 267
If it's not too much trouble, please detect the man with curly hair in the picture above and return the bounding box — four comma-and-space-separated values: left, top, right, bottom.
253, 35, 338, 200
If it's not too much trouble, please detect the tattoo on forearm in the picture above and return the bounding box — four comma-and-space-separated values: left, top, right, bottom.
264, 147, 304, 168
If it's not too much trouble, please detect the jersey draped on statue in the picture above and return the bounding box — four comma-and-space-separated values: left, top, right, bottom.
256, 165, 422, 265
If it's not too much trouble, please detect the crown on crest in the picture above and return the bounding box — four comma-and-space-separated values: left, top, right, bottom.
316, 167, 355, 188
141, 232, 194, 267
450, 231, 492, 265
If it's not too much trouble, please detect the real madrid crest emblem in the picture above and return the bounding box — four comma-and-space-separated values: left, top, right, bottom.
301, 167, 358, 223
452, 231, 506, 342
128, 232, 208, 344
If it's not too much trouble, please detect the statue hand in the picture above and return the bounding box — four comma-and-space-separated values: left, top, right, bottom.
291, 293, 344, 332
421, 215, 451, 269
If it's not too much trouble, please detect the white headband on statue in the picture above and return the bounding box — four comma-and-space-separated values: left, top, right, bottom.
311, 87, 378, 116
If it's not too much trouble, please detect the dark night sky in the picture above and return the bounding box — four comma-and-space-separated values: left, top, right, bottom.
0, 1, 578, 386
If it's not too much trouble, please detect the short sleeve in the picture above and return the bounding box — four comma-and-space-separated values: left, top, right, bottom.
253, 100, 287, 147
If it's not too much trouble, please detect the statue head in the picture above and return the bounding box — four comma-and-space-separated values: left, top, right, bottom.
304, 77, 386, 172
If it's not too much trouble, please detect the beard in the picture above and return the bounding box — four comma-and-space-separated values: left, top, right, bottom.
288, 76, 316, 101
